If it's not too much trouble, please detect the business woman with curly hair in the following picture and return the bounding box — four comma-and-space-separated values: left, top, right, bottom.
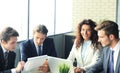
67, 19, 102, 73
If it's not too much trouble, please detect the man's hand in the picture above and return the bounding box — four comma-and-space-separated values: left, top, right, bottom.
39, 59, 50, 73
74, 67, 84, 73
15, 61, 25, 73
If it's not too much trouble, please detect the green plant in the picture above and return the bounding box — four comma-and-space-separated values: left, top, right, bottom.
59, 63, 70, 73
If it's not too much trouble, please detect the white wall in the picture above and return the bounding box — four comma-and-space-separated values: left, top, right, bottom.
72, 0, 116, 30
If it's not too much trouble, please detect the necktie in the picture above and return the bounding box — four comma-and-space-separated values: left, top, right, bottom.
38, 46, 42, 56
109, 50, 114, 73
4, 52, 9, 69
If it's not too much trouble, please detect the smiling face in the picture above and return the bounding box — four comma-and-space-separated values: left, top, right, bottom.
33, 32, 46, 46
81, 24, 92, 41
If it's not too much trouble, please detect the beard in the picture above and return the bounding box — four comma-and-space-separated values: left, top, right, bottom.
102, 40, 111, 48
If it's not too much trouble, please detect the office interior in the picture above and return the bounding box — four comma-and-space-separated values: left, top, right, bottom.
0, 0, 120, 66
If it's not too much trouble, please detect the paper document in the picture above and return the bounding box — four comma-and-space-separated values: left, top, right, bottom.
22, 55, 48, 73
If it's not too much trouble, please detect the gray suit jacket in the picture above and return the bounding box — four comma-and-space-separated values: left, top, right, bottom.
86, 46, 120, 73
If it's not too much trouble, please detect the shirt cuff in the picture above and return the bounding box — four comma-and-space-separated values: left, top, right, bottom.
81, 67, 86, 71
11, 68, 16, 73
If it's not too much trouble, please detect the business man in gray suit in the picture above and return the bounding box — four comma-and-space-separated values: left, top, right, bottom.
86, 20, 120, 73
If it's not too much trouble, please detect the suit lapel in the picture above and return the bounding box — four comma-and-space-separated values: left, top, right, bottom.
76, 46, 83, 65
104, 47, 111, 73
30, 39, 38, 56
0, 46, 5, 61
114, 50, 120, 73
42, 43, 45, 54
0, 45, 5, 69
79, 46, 83, 64
83, 45, 93, 63
78, 44, 93, 66
43, 38, 48, 55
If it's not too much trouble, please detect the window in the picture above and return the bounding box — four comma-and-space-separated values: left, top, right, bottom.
29, 0, 72, 37
29, 0, 55, 38
55, 0, 72, 34
0, 0, 28, 41
0, 0, 72, 40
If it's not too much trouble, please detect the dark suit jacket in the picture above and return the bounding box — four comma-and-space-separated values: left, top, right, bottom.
0, 45, 16, 73
20, 38, 57, 62
86, 46, 120, 73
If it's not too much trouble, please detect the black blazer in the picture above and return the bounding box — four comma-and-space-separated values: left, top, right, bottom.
0, 45, 16, 73
86, 46, 120, 73
20, 38, 57, 62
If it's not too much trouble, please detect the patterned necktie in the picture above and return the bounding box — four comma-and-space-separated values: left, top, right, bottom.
109, 50, 114, 73
4, 51, 9, 69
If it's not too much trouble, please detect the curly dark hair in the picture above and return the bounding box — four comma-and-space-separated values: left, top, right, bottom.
75, 19, 99, 49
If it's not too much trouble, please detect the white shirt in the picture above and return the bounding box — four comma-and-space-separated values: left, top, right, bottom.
110, 40, 120, 71
1, 45, 8, 53
81, 40, 92, 61
1, 45, 16, 73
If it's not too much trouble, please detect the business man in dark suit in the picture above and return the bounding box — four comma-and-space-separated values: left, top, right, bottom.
0, 27, 24, 73
20, 24, 57, 62
20, 24, 57, 72
21, 38, 57, 62
86, 20, 120, 73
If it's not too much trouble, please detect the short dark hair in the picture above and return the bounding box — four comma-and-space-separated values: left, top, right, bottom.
0, 27, 19, 42
95, 20, 119, 39
33, 24, 48, 35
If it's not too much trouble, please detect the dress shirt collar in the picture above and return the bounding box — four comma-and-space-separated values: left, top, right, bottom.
35, 44, 43, 47
110, 40, 120, 52
1, 45, 9, 53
